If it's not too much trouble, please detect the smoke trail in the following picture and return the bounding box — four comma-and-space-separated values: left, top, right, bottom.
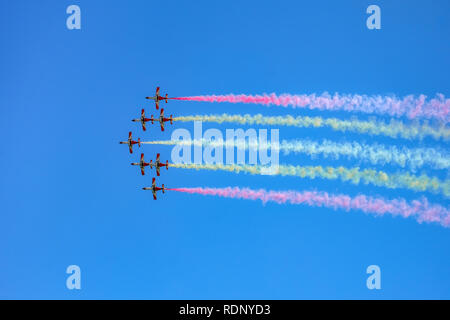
170, 163, 450, 197
280, 140, 450, 172
167, 186, 450, 227
171, 93, 450, 123
143, 139, 450, 171
173, 114, 450, 141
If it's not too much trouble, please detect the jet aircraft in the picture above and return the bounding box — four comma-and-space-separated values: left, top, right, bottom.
143, 178, 166, 200
145, 86, 168, 110
149, 153, 169, 176
157, 108, 173, 131
132, 109, 154, 131
119, 132, 141, 154
131, 153, 151, 175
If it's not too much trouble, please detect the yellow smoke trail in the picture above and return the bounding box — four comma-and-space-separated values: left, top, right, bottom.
170, 163, 450, 198
173, 114, 450, 141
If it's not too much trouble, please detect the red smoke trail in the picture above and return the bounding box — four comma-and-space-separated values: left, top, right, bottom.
167, 187, 450, 227
170, 93, 450, 123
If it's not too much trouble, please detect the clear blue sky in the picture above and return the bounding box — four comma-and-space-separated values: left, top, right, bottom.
1, 0, 449, 299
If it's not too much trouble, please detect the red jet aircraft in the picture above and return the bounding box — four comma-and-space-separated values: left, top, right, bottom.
149, 153, 169, 176
157, 108, 173, 131
145, 86, 168, 110
142, 178, 165, 200
131, 153, 152, 175
132, 109, 154, 131
119, 132, 141, 154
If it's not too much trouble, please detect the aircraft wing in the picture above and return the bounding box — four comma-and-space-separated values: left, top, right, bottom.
160, 122, 165, 131
155, 100, 159, 110
141, 168, 145, 175
141, 154, 145, 162
142, 121, 146, 131
129, 145, 133, 153
128, 132, 132, 139
156, 87, 160, 96
152, 189, 157, 200
156, 166, 160, 176
156, 153, 160, 162
152, 177, 156, 187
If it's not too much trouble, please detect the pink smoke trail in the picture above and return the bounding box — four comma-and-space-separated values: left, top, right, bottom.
171, 93, 450, 123
167, 187, 450, 227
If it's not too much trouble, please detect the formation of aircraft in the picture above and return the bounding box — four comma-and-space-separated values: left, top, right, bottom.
143, 178, 165, 200
145, 86, 168, 110
122, 87, 174, 200
130, 153, 169, 176
132, 108, 173, 131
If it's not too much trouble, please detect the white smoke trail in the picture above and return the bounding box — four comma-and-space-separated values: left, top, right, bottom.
143, 139, 450, 171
